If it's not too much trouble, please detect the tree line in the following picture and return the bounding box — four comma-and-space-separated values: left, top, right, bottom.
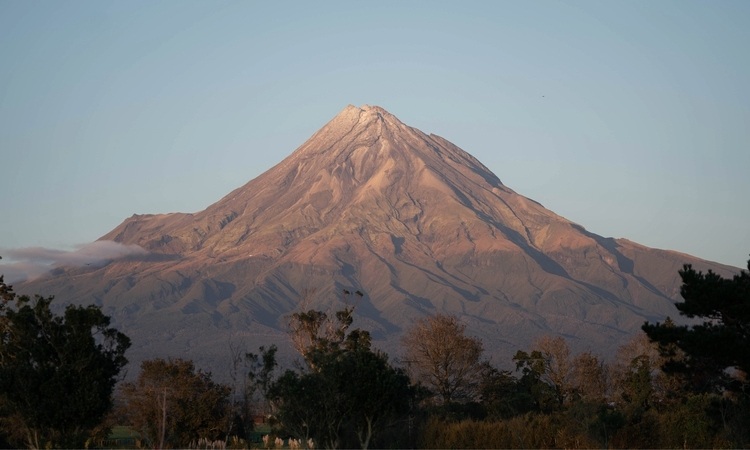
0, 256, 748, 448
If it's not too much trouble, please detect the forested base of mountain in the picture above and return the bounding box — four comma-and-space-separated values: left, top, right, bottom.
3, 259, 749, 449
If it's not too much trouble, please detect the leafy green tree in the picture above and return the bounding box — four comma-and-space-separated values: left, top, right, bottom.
227, 343, 278, 438
477, 363, 534, 419
121, 358, 231, 448
270, 301, 414, 449
643, 260, 750, 394
0, 271, 130, 448
246, 344, 278, 404
512, 336, 625, 447
268, 369, 326, 445
612, 333, 661, 411
513, 349, 559, 413
288, 305, 371, 370
334, 348, 412, 449
642, 259, 750, 446
512, 336, 576, 413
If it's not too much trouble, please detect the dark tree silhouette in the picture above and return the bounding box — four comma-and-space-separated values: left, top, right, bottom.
0, 268, 130, 448
643, 258, 750, 394
270, 299, 414, 449
121, 358, 231, 448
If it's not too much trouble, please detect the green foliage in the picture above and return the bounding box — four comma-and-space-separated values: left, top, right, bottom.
235, 344, 279, 438
643, 260, 750, 394
333, 348, 413, 449
0, 272, 130, 449
421, 404, 720, 449
640, 259, 750, 447
6, 255, 747, 448
288, 305, 372, 371
608, 409, 659, 449
270, 301, 415, 449
512, 349, 561, 413
719, 393, 750, 446
419, 414, 590, 449
478, 364, 534, 419
121, 358, 232, 448
267, 369, 325, 444
564, 400, 624, 448
618, 354, 654, 414
246, 344, 278, 402
653, 393, 728, 448
491, 329, 745, 448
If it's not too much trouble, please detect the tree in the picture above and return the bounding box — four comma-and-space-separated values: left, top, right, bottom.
334, 348, 412, 449
287, 304, 371, 370
121, 358, 231, 448
269, 347, 412, 450
513, 352, 561, 413
271, 304, 369, 448
269, 300, 414, 449
642, 260, 750, 394
570, 351, 608, 403
402, 314, 484, 404
513, 337, 622, 446
512, 335, 574, 411
642, 260, 750, 447
268, 369, 326, 446
477, 363, 534, 419
611, 332, 680, 413
245, 344, 278, 413
0, 271, 130, 448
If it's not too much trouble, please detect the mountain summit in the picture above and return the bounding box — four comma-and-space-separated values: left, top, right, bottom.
20, 105, 736, 371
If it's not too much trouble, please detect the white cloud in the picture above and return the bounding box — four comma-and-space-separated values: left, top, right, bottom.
0, 241, 148, 283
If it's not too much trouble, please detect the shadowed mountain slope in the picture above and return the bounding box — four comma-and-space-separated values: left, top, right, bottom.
19, 105, 738, 374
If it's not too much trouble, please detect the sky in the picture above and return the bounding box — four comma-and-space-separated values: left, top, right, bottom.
1, 1, 749, 281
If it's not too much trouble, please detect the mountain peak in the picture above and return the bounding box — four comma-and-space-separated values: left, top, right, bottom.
24, 104, 738, 378
101, 104, 512, 257
339, 103, 394, 119
325, 104, 405, 135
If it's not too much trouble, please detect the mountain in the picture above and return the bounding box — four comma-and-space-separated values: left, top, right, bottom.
18, 105, 738, 374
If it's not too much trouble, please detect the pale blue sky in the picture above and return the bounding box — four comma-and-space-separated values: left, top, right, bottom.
1, 1, 749, 275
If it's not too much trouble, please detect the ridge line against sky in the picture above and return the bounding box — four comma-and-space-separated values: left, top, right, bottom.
1, 1, 749, 272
